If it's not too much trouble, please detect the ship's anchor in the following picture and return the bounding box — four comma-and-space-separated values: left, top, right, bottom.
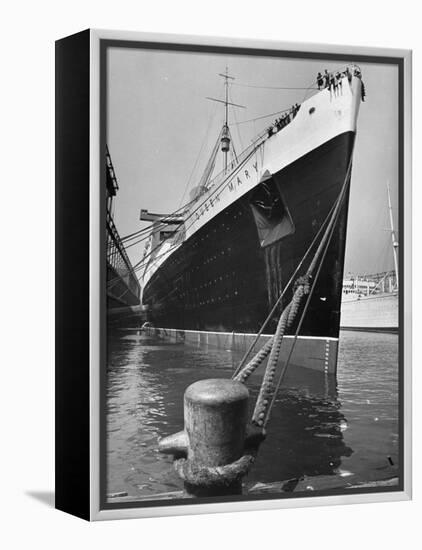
158, 159, 353, 497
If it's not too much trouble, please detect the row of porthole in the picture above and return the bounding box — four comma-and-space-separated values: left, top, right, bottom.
183, 270, 247, 293
180, 247, 235, 274
193, 291, 240, 307
198, 273, 231, 289
177, 288, 241, 302
157, 286, 242, 304
162, 207, 244, 270
180, 209, 244, 251
202, 248, 231, 265
177, 270, 240, 298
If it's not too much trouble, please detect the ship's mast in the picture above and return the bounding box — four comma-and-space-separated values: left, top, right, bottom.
206, 67, 245, 174
387, 181, 399, 290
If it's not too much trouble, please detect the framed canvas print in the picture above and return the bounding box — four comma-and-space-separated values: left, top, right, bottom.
55, 29, 412, 521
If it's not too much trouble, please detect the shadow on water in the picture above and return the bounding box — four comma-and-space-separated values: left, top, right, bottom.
244, 366, 353, 486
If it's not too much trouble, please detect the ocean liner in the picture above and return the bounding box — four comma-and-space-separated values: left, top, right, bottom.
139, 67, 363, 373
340, 272, 398, 333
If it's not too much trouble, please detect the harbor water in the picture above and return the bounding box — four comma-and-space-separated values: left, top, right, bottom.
106, 330, 399, 499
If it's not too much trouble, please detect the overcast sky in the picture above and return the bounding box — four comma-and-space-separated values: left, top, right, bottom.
107, 46, 399, 276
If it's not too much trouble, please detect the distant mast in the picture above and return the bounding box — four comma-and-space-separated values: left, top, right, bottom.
206, 67, 245, 173
387, 181, 399, 289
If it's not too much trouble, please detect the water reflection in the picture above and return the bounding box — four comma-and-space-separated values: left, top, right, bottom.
106, 330, 398, 498
245, 366, 353, 487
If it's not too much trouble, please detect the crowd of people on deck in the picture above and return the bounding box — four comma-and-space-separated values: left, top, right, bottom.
316, 66, 366, 101
266, 66, 366, 139
267, 103, 301, 137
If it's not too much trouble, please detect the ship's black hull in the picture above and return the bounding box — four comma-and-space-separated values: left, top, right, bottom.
143, 131, 355, 338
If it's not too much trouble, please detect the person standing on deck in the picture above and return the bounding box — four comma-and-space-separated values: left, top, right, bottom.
336, 71, 343, 93
330, 72, 337, 96
317, 72, 324, 90
324, 69, 330, 89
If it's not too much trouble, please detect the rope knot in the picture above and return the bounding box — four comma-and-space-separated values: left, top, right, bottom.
294, 274, 312, 293
173, 426, 265, 491
174, 451, 256, 490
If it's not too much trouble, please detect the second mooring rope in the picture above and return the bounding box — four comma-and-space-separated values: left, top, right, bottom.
231, 197, 338, 381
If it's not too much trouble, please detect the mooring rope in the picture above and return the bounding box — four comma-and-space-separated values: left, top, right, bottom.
251, 278, 309, 426
174, 448, 257, 490
262, 204, 343, 429
231, 194, 341, 381
233, 169, 350, 387
248, 157, 353, 428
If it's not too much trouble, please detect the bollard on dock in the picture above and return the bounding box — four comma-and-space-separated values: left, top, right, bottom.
159, 378, 253, 497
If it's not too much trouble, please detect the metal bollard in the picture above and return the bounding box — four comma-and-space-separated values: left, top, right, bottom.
159, 378, 249, 497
